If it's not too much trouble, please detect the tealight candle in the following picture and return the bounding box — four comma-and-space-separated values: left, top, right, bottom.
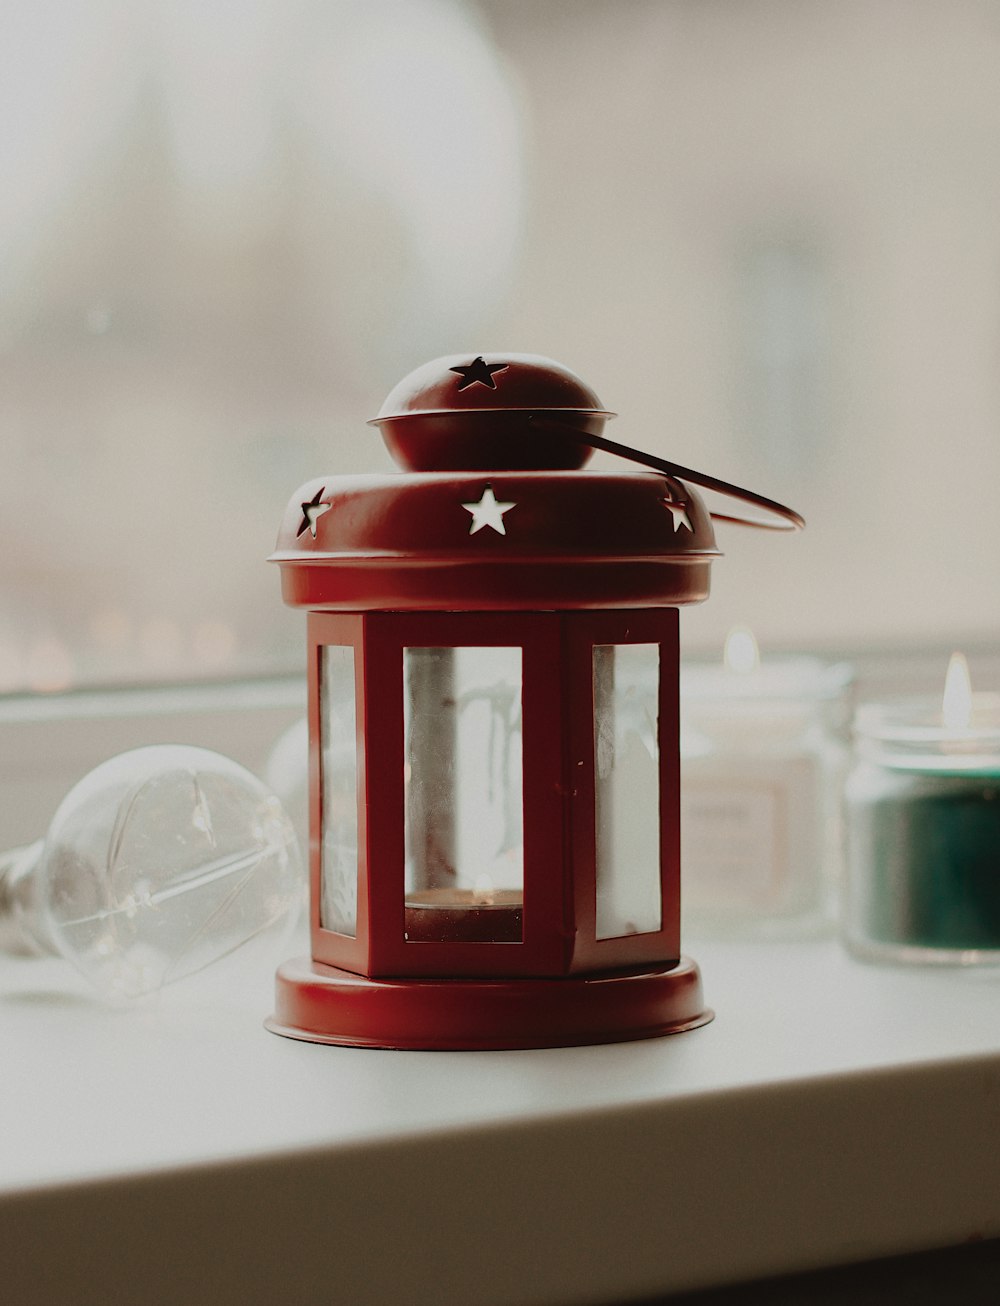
680, 628, 851, 936
403, 886, 523, 943
844, 652, 1000, 964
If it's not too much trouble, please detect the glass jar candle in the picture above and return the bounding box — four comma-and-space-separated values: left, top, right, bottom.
844, 656, 1000, 964
680, 631, 852, 938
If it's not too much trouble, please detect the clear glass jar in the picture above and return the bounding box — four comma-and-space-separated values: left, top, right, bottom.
680, 658, 851, 938
844, 695, 1000, 964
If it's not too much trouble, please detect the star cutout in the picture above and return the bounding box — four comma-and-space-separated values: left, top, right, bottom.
449, 355, 509, 391
662, 496, 693, 533
462, 485, 516, 536
297, 488, 331, 539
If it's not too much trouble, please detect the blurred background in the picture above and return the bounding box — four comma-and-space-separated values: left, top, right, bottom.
2, 0, 999, 694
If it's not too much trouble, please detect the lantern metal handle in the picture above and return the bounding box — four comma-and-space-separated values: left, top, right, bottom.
529, 417, 805, 531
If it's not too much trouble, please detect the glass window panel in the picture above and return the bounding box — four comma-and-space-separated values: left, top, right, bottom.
320, 645, 358, 937
403, 646, 523, 944
594, 643, 662, 940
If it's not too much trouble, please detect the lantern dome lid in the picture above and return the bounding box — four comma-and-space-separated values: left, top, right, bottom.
369, 353, 615, 472
373, 353, 612, 423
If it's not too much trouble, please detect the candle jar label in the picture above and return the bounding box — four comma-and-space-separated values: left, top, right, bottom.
680, 752, 827, 924
681, 780, 783, 905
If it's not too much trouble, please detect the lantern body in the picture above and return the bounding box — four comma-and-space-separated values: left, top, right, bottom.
304, 607, 680, 980
267, 355, 721, 1048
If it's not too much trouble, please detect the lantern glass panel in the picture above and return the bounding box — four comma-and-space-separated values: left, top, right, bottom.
403, 646, 523, 944
320, 644, 359, 937
594, 643, 663, 940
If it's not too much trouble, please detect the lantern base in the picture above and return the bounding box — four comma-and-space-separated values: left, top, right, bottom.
266, 955, 712, 1050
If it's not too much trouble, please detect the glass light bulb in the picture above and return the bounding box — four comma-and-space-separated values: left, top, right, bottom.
1, 745, 302, 1001
264, 716, 309, 852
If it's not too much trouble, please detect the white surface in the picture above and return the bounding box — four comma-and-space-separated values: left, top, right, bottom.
3, 928, 1000, 1305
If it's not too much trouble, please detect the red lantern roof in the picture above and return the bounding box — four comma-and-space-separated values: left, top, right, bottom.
272, 352, 729, 612
273, 480, 718, 610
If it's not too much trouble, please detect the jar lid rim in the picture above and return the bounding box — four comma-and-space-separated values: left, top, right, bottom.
854, 693, 1000, 757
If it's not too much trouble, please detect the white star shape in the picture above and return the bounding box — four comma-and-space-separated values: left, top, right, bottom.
298, 487, 332, 539
662, 497, 693, 533
462, 486, 516, 536
304, 500, 331, 538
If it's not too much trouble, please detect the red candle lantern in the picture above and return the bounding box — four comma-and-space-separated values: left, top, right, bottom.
267, 354, 803, 1049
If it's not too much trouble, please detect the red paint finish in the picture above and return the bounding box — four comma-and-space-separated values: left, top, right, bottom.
304, 609, 679, 983
266, 955, 711, 1051
268, 352, 800, 1048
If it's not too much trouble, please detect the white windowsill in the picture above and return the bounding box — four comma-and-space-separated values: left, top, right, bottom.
1, 932, 999, 1306
3, 658, 1000, 1304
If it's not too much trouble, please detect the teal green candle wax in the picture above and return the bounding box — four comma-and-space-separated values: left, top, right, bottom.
845, 686, 1000, 964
